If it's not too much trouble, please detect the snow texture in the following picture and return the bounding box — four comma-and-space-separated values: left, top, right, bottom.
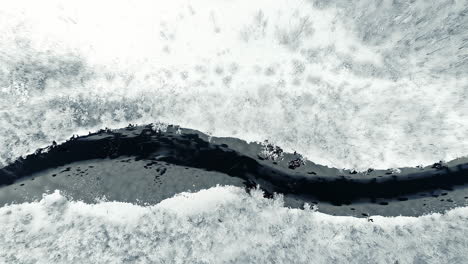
1, 0, 467, 170
1, 186, 468, 264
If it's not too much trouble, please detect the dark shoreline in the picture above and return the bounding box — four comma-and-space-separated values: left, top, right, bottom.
1, 124, 467, 217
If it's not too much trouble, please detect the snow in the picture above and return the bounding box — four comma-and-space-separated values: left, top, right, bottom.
1, 186, 467, 263
0, 0, 467, 170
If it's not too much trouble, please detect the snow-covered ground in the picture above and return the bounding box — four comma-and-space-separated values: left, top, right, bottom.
1, 0, 467, 170
1, 186, 468, 263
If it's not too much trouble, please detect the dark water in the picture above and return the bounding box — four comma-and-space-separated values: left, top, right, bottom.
2, 124, 467, 217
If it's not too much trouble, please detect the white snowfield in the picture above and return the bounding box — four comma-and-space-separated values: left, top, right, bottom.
0, 0, 467, 170
1, 186, 467, 264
